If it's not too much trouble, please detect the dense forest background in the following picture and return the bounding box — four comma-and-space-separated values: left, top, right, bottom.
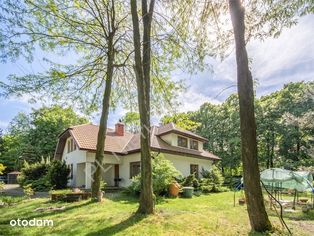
162, 81, 314, 174
0, 81, 313, 175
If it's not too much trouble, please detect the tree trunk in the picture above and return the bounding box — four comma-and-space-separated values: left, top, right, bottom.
229, 0, 272, 232
130, 0, 155, 214
91, 34, 115, 201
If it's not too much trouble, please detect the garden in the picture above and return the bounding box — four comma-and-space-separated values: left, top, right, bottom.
1, 156, 313, 235
0, 191, 313, 236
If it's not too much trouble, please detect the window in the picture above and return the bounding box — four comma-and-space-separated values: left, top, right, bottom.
69, 164, 73, 179
71, 139, 74, 152
190, 140, 199, 150
67, 139, 76, 153
178, 136, 188, 148
130, 161, 141, 178
67, 140, 70, 153
190, 164, 199, 178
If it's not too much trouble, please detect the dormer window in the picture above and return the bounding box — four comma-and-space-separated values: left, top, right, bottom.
190, 140, 198, 150
67, 139, 76, 153
178, 136, 188, 148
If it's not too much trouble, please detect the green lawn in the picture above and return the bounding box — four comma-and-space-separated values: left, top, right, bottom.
0, 192, 313, 236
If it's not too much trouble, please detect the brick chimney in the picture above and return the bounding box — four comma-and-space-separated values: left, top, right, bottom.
115, 122, 124, 136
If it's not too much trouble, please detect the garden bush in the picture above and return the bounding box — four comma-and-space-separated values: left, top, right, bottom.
18, 159, 69, 191
199, 165, 227, 193
47, 160, 70, 189
181, 174, 200, 190
127, 155, 181, 196
18, 160, 51, 191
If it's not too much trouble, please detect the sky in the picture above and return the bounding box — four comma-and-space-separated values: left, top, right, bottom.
0, 14, 313, 131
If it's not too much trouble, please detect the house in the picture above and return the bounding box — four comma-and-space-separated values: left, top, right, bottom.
54, 122, 220, 189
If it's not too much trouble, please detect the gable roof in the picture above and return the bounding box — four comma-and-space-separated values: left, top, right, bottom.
54, 123, 220, 161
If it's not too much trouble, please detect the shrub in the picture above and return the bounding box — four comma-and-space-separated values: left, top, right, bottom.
30, 177, 51, 192
181, 174, 194, 187
199, 165, 225, 193
127, 175, 141, 196
181, 174, 199, 190
128, 155, 181, 196
23, 184, 34, 198
47, 160, 70, 189
200, 185, 212, 193
152, 155, 181, 195
18, 161, 51, 191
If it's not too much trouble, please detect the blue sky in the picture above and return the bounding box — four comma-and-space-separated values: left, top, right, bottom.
0, 15, 313, 130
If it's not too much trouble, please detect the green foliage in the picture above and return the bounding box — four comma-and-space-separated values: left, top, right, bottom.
200, 166, 226, 193
23, 184, 34, 198
0, 163, 5, 175
181, 174, 199, 189
0, 0, 184, 115
161, 112, 200, 131
0, 105, 88, 171
256, 81, 314, 170
18, 160, 51, 191
128, 155, 181, 196
164, 81, 313, 173
152, 155, 182, 195
121, 112, 140, 133
47, 160, 70, 190
0, 196, 25, 206
127, 175, 141, 196
18, 159, 70, 191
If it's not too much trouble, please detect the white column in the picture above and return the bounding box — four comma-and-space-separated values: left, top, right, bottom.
85, 162, 92, 189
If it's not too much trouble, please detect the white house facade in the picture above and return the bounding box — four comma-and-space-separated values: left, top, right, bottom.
54, 122, 220, 189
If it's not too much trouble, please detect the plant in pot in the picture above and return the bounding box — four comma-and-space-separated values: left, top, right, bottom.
181, 174, 196, 198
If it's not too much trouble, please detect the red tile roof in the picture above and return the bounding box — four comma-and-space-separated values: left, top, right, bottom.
55, 123, 220, 161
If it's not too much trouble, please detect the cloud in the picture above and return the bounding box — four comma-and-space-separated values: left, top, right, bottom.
174, 14, 314, 113
249, 15, 314, 95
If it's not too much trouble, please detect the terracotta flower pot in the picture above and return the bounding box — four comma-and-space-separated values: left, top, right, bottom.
169, 182, 180, 197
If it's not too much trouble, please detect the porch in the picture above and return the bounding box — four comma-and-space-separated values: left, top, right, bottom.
74, 162, 122, 189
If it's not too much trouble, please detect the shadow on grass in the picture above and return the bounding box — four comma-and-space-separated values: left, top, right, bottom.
0, 200, 94, 225
86, 213, 145, 236
106, 192, 139, 204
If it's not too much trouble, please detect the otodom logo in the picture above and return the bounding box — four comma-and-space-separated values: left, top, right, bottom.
10, 218, 53, 227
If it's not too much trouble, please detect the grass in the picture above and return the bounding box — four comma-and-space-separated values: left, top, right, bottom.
0, 192, 313, 236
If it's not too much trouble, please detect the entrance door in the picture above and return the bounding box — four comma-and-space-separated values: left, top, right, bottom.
114, 164, 119, 187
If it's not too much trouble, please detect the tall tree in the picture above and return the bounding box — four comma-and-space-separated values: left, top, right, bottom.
229, 0, 271, 231
0, 0, 184, 202
90, 0, 117, 202
0, 105, 88, 171
130, 0, 155, 214
0, 0, 134, 202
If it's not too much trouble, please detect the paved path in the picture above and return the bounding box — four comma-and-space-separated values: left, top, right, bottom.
1, 184, 49, 198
